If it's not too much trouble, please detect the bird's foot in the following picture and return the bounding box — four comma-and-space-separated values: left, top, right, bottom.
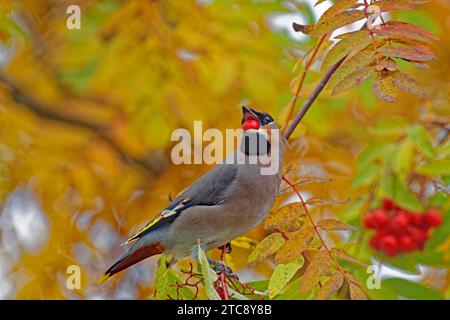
218, 242, 232, 254
207, 258, 239, 279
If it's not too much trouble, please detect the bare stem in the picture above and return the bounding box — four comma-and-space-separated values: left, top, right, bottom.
283, 34, 327, 130
283, 56, 346, 140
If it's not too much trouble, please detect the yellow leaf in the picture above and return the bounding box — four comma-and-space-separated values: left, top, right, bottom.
372, 75, 398, 103
248, 233, 286, 267
316, 219, 358, 231
275, 226, 315, 264
264, 203, 306, 232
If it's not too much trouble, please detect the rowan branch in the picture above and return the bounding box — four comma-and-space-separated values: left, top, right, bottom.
283, 55, 346, 140
283, 23, 368, 140
0, 73, 164, 174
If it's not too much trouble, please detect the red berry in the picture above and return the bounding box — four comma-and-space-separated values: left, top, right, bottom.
424, 210, 443, 227
408, 212, 424, 228
380, 235, 399, 256
382, 199, 398, 211
388, 211, 410, 234
372, 210, 389, 229
399, 235, 416, 252
407, 226, 428, 250
364, 214, 376, 229
369, 235, 381, 249
242, 119, 260, 131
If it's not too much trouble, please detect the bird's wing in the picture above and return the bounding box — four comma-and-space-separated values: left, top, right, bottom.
125, 164, 238, 244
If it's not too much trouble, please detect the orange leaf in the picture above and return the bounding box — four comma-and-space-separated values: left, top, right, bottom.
373, 21, 439, 43
372, 74, 398, 102
376, 0, 424, 12
299, 250, 332, 293
392, 71, 426, 97
346, 273, 368, 300
375, 58, 397, 71
378, 44, 437, 62
316, 272, 345, 300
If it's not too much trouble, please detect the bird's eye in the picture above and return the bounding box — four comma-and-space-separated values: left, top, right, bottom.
262, 115, 273, 125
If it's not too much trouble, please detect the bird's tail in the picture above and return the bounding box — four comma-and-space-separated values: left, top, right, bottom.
98, 241, 165, 284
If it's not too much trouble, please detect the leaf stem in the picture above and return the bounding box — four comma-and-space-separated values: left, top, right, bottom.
282, 175, 346, 277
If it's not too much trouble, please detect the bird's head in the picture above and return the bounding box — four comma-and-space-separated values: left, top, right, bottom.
240, 106, 281, 157
241, 106, 277, 131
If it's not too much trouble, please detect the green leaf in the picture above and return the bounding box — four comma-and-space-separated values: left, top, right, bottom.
154, 255, 169, 300
352, 163, 379, 189
378, 174, 423, 211
197, 243, 221, 300
322, 29, 372, 72
370, 117, 409, 137
312, 10, 365, 37
383, 278, 444, 300
268, 256, 304, 299
327, 45, 376, 89
393, 139, 415, 178
408, 124, 435, 158
416, 159, 450, 176
332, 66, 376, 96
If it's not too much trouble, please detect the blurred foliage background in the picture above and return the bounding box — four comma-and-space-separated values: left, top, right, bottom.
0, 0, 448, 299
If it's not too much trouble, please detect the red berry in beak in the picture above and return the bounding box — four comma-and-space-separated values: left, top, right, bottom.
242, 119, 260, 131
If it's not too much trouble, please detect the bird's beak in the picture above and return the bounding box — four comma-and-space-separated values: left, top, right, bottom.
241, 106, 259, 123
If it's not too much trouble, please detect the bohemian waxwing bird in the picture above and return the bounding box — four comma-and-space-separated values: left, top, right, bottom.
98, 106, 286, 283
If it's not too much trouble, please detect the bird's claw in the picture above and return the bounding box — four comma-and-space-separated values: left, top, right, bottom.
207, 258, 239, 279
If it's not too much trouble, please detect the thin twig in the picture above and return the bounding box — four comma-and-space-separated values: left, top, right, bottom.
0, 73, 164, 174
283, 34, 327, 130
282, 176, 346, 277
283, 56, 346, 140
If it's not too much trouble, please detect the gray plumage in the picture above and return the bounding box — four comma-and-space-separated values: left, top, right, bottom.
100, 107, 286, 281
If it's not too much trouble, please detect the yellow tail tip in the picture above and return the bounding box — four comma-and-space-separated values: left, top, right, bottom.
97, 273, 112, 285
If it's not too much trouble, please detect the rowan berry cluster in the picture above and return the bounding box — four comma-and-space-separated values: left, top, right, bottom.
364, 199, 443, 257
